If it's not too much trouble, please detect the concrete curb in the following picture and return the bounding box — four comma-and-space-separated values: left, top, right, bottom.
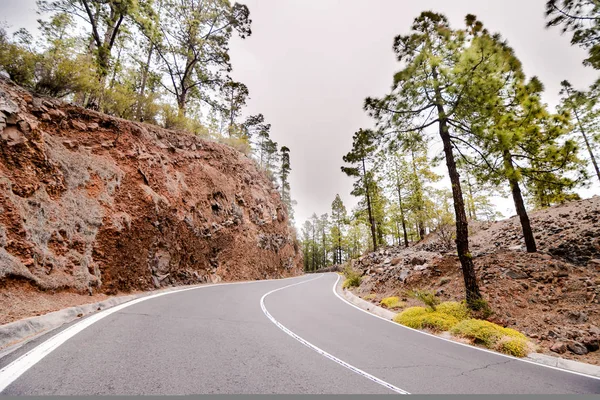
335, 279, 396, 321
0, 283, 209, 355
335, 278, 600, 379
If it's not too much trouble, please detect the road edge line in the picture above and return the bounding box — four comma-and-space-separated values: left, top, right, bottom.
0, 275, 306, 393
331, 273, 600, 381
260, 274, 410, 395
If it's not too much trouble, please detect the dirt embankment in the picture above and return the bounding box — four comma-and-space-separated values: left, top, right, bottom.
0, 79, 302, 324
350, 197, 600, 364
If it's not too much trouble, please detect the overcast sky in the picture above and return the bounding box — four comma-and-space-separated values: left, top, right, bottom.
3, 0, 599, 228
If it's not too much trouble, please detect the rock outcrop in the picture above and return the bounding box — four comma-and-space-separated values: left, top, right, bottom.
0, 78, 302, 298
348, 196, 600, 364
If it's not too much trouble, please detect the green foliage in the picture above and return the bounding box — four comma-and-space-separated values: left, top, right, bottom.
435, 301, 470, 321
407, 289, 440, 311
217, 137, 253, 156
380, 296, 403, 309
394, 305, 530, 357
558, 80, 600, 186
0, 28, 37, 87
341, 129, 379, 251
546, 0, 600, 69
363, 293, 377, 301
393, 307, 427, 328
497, 337, 530, 358
470, 298, 493, 319
343, 277, 361, 289
393, 307, 459, 331
342, 264, 362, 288
330, 194, 347, 264
451, 319, 526, 347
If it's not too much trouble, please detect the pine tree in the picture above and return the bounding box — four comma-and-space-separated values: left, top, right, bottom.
546, 0, 600, 68
221, 79, 249, 137
330, 195, 347, 264
388, 154, 410, 247
559, 80, 600, 185
458, 36, 582, 251
364, 13, 490, 306
146, 0, 251, 116
279, 146, 294, 222
341, 129, 379, 251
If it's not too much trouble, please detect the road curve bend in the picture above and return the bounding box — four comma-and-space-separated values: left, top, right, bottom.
1, 273, 599, 394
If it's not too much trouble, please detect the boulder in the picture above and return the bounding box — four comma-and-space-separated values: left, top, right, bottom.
583, 337, 600, 352
550, 342, 567, 354
410, 257, 426, 266
506, 269, 528, 279
567, 341, 589, 355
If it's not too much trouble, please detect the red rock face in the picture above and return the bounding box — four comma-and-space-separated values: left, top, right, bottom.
0, 79, 302, 295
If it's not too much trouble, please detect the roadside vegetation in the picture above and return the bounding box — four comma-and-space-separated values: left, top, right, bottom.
380, 296, 404, 310
0, 0, 296, 223
389, 291, 533, 358
301, 0, 600, 313
342, 264, 362, 289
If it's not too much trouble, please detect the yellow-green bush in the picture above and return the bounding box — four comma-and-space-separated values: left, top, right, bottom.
451, 319, 526, 347
393, 300, 530, 357
363, 294, 377, 301
420, 312, 459, 331
342, 265, 362, 289
393, 307, 458, 331
496, 337, 530, 358
343, 277, 361, 289
436, 301, 470, 321
380, 296, 403, 309
393, 307, 427, 328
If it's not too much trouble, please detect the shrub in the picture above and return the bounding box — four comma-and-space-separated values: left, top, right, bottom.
343, 276, 361, 289
363, 293, 377, 301
393, 307, 427, 328
393, 307, 458, 331
408, 289, 440, 311
218, 136, 253, 156
469, 298, 493, 318
451, 319, 526, 347
342, 265, 362, 289
420, 312, 459, 331
380, 296, 403, 309
436, 301, 470, 321
496, 337, 530, 358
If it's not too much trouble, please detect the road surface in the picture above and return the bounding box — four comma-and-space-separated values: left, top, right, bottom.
1, 273, 599, 394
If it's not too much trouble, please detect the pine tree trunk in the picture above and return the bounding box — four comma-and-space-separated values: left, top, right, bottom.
432, 70, 481, 306
503, 150, 537, 253
397, 187, 409, 248
311, 226, 316, 271
394, 159, 410, 247
410, 149, 426, 240
338, 224, 343, 264
362, 158, 378, 251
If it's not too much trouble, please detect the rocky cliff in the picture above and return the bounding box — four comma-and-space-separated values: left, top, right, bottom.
0, 78, 302, 300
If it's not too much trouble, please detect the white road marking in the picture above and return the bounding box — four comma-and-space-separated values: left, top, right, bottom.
331, 273, 600, 382
0, 275, 307, 393
260, 275, 410, 395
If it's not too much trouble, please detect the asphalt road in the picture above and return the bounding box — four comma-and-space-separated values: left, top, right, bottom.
1, 273, 599, 394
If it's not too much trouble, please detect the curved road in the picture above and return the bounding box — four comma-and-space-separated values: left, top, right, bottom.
1, 273, 599, 394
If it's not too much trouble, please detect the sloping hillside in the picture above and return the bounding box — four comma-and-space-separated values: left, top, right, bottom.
0, 79, 302, 323
350, 197, 600, 363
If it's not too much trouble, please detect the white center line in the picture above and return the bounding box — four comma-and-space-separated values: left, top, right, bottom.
260, 274, 410, 395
